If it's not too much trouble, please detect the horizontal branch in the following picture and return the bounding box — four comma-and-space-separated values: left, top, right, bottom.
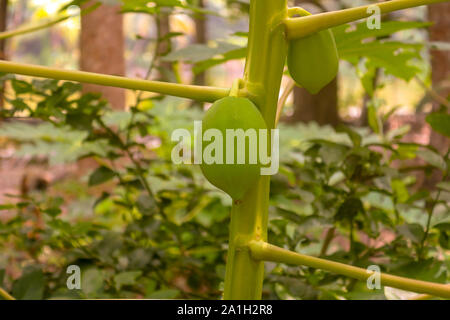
0, 61, 229, 103
248, 241, 450, 299
285, 0, 448, 39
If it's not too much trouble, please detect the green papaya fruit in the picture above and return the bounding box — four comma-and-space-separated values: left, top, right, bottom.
200, 96, 267, 200
287, 28, 339, 94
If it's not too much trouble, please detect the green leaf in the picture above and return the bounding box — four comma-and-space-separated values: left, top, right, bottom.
397, 223, 424, 244
318, 142, 348, 165
12, 267, 45, 300
439, 231, 450, 249
394, 259, 446, 283
395, 143, 418, 160
436, 182, 450, 193
43, 207, 62, 218
367, 103, 380, 134
47, 218, 72, 234
65, 112, 95, 131
88, 166, 116, 186
426, 113, 450, 137
336, 125, 362, 147
435, 223, 450, 249
0, 269, 5, 285
113, 271, 142, 291
434, 222, 450, 232
359, 64, 377, 96
81, 268, 104, 296
334, 21, 428, 82
8, 98, 29, 111
136, 193, 157, 216
11, 79, 33, 94
147, 289, 180, 299
334, 21, 431, 49
193, 47, 247, 74
163, 41, 242, 64
416, 148, 447, 171
335, 197, 364, 222
0, 204, 16, 210
391, 179, 409, 203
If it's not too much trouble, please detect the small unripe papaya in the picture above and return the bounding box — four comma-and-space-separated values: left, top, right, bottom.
287, 28, 339, 94
200, 96, 267, 200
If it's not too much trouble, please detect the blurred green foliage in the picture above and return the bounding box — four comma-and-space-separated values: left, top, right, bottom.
0, 74, 448, 299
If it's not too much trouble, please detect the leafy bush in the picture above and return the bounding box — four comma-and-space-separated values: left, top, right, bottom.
0, 75, 448, 299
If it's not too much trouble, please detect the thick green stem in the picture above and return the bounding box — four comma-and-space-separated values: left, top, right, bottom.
410, 285, 450, 300
285, 0, 449, 39
249, 241, 450, 299
0, 61, 229, 103
223, 0, 287, 300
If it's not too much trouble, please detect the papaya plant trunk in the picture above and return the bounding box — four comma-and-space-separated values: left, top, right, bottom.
223, 0, 287, 300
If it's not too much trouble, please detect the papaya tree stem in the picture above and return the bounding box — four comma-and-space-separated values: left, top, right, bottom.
0, 61, 229, 103
285, 0, 449, 39
248, 241, 450, 299
223, 0, 287, 300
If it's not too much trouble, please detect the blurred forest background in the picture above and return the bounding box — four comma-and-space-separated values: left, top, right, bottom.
0, 0, 449, 300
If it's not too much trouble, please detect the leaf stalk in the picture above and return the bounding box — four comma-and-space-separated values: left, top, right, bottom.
249, 241, 450, 299
0, 61, 229, 103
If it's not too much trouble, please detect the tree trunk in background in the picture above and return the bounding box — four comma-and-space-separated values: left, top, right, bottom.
0, 0, 7, 59
426, 2, 450, 186
0, 0, 8, 109
80, 1, 125, 110
290, 79, 339, 126
193, 0, 207, 86
428, 3, 450, 102
156, 13, 173, 80
78, 2, 125, 175
428, 2, 449, 153
190, 0, 207, 109
290, 0, 339, 126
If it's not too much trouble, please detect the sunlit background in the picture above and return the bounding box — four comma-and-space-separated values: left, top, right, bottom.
4, 0, 434, 119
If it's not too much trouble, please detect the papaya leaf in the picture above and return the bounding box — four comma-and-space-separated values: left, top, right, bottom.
334, 21, 429, 82
333, 21, 431, 49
